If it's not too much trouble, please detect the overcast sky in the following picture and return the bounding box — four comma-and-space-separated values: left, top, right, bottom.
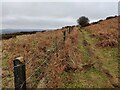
1, 1, 118, 29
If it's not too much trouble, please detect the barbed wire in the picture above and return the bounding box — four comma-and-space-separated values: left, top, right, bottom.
19, 33, 65, 89
3, 28, 72, 89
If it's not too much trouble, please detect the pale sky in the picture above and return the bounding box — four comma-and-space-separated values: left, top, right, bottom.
0, 0, 119, 29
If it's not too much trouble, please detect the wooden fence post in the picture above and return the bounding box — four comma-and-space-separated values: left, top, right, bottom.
68, 27, 71, 34
13, 57, 26, 90
55, 37, 58, 57
63, 31, 66, 42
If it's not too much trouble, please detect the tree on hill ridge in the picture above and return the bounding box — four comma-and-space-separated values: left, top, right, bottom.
77, 16, 89, 27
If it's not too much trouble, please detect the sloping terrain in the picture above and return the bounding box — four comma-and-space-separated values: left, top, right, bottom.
1, 16, 119, 88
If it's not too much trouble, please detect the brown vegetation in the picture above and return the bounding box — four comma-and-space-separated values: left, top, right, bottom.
85, 16, 118, 48
1, 16, 119, 88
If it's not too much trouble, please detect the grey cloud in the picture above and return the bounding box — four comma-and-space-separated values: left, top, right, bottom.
1, 2, 118, 29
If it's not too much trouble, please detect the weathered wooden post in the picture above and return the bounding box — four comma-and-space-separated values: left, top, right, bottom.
63, 31, 66, 42
55, 37, 58, 57
13, 57, 26, 90
68, 27, 71, 34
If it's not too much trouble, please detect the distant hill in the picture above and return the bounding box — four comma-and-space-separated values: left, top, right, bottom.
1, 29, 47, 40
1, 29, 44, 34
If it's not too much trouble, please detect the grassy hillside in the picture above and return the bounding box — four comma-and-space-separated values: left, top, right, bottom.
1, 16, 119, 89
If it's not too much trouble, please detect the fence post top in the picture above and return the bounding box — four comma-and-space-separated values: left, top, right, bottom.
16, 56, 23, 60
16, 56, 24, 63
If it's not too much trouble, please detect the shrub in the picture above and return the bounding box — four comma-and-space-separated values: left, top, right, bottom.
77, 16, 89, 27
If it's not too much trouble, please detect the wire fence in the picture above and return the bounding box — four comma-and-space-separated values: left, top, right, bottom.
7, 26, 96, 89
12, 26, 75, 89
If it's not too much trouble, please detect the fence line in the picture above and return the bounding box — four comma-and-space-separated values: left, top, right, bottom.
13, 27, 73, 89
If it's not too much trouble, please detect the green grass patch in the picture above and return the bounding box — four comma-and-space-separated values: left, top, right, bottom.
81, 29, 118, 82
61, 67, 110, 88
78, 30, 92, 64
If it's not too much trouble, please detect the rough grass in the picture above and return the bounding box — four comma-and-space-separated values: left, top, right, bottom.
2, 29, 64, 88
85, 17, 118, 48
83, 28, 118, 80
2, 16, 119, 88
61, 16, 119, 88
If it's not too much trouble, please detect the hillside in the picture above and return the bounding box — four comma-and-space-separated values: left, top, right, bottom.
1, 16, 119, 88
